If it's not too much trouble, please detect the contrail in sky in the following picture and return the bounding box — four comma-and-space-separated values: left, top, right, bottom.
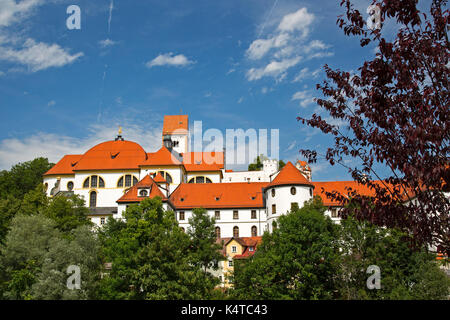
257, 0, 279, 38
108, 0, 114, 33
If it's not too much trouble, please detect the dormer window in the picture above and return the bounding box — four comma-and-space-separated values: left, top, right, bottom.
139, 189, 149, 197
249, 247, 254, 252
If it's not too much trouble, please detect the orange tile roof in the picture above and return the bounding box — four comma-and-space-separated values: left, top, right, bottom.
170, 182, 268, 209
225, 236, 263, 259
266, 161, 313, 188
44, 155, 82, 176
182, 152, 224, 172
162, 115, 188, 135
73, 140, 148, 171
117, 174, 167, 203
313, 181, 378, 206
153, 172, 167, 183
140, 146, 182, 166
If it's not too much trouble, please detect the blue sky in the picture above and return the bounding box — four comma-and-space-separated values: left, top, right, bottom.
0, 0, 381, 181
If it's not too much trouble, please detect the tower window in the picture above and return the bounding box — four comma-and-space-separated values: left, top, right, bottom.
271, 189, 275, 197
272, 204, 276, 214
251, 210, 257, 219
233, 211, 239, 220
67, 181, 74, 191
215, 211, 220, 220
290, 187, 296, 195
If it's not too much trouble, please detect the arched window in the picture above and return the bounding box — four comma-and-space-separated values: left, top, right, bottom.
67, 181, 74, 191
89, 191, 97, 207
83, 176, 105, 189
117, 175, 138, 188
271, 188, 276, 197
251, 226, 257, 237
215, 226, 221, 239
309, 188, 313, 197
233, 226, 239, 238
290, 187, 296, 195
139, 189, 148, 197
188, 176, 213, 184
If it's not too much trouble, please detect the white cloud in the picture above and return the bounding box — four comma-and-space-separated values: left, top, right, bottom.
247, 56, 301, 81
277, 8, 314, 37
0, 70, 4, 76
285, 140, 296, 152
0, 122, 163, 170
245, 7, 332, 83
226, 68, 235, 75
47, 100, 55, 107
246, 33, 290, 60
292, 67, 321, 82
146, 52, 195, 68
237, 97, 244, 104
0, 38, 83, 72
0, 0, 43, 27
291, 90, 315, 107
99, 38, 117, 48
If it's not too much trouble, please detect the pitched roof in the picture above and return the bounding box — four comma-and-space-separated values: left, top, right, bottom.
223, 236, 263, 259
117, 174, 167, 203
44, 155, 82, 176
170, 182, 268, 209
162, 115, 188, 135
182, 152, 224, 172
140, 146, 182, 166
73, 140, 147, 171
153, 172, 167, 183
313, 180, 415, 206
266, 161, 313, 188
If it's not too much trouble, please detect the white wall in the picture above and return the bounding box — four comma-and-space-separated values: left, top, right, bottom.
265, 185, 313, 233
177, 208, 266, 238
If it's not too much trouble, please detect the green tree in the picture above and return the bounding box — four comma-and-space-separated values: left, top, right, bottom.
337, 216, 450, 300
0, 214, 60, 299
232, 197, 341, 299
98, 198, 214, 300
43, 194, 91, 234
31, 225, 102, 300
187, 208, 224, 290
248, 155, 263, 171
278, 160, 286, 170
0, 158, 53, 200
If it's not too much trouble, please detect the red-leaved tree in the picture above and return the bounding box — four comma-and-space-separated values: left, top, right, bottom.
298, 0, 449, 253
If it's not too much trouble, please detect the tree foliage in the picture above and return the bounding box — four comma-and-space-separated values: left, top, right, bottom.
298, 0, 449, 252
98, 198, 222, 300
338, 216, 450, 299
232, 197, 341, 299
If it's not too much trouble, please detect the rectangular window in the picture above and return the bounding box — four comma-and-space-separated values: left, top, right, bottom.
91, 176, 97, 188
232, 246, 237, 253
215, 211, 220, 220
100, 217, 105, 225
125, 175, 132, 187
228, 260, 233, 267
233, 210, 239, 220
331, 208, 338, 218
251, 210, 257, 219
249, 247, 254, 252
179, 211, 185, 220
272, 204, 276, 214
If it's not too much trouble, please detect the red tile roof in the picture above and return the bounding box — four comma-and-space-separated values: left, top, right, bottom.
223, 236, 263, 259
182, 152, 224, 172
117, 174, 167, 203
73, 140, 147, 171
140, 146, 182, 166
44, 155, 82, 176
162, 115, 188, 135
266, 161, 313, 188
170, 182, 268, 209
153, 172, 167, 183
